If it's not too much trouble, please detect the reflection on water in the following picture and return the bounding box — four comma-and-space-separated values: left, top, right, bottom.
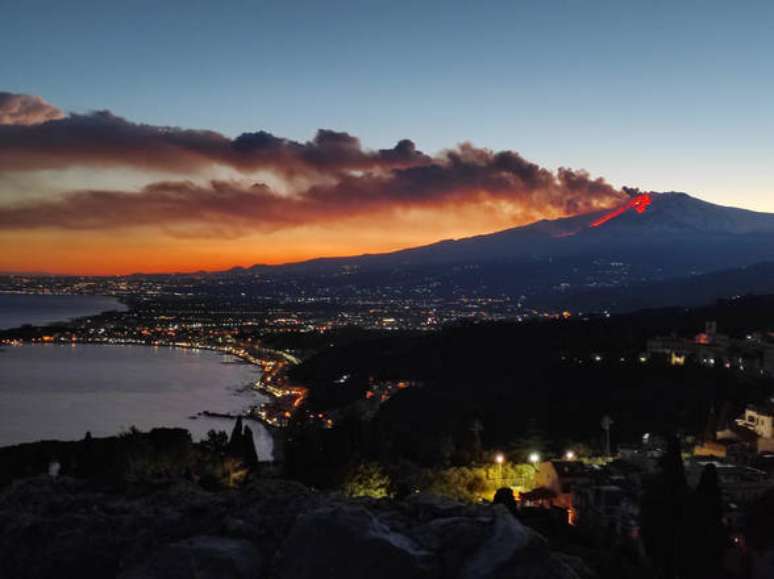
0, 344, 272, 459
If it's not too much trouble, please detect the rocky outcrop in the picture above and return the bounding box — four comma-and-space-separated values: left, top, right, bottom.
277, 504, 435, 579
0, 477, 583, 579
276, 495, 580, 579
119, 536, 262, 579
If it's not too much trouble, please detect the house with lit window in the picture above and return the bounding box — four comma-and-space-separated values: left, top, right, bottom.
646, 321, 774, 375
740, 405, 774, 439
709, 402, 774, 456
732, 403, 774, 454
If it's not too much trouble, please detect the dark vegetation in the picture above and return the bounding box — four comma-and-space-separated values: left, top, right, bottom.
0, 422, 261, 490
285, 296, 774, 484
639, 436, 729, 579
560, 261, 774, 313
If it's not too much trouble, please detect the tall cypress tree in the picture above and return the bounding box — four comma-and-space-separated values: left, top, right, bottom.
640, 434, 687, 579
680, 464, 726, 579
228, 416, 244, 455
242, 425, 260, 468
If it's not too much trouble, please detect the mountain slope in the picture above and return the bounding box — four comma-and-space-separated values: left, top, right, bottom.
244, 192, 774, 272
228, 193, 774, 310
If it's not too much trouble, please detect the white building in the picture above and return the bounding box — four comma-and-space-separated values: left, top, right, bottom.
739, 404, 774, 440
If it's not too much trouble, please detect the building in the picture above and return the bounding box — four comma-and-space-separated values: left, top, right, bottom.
646, 321, 774, 375
719, 403, 774, 455
741, 404, 774, 439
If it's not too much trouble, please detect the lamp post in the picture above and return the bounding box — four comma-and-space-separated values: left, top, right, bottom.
494, 452, 504, 486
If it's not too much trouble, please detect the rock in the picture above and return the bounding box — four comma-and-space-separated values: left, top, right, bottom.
0, 476, 585, 579
276, 504, 436, 579
119, 535, 262, 579
459, 505, 532, 579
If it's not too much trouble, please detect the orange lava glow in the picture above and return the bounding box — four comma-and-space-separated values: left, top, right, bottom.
590, 193, 652, 228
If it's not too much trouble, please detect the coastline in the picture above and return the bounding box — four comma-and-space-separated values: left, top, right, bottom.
0, 291, 307, 433
0, 337, 300, 433
0, 342, 278, 453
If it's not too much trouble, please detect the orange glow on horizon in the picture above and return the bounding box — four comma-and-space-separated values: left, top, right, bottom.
1, 202, 604, 276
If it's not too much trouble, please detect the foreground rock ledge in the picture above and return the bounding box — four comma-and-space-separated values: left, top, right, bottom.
0, 477, 585, 579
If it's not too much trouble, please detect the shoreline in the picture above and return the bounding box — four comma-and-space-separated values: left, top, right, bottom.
0, 338, 297, 432
0, 341, 281, 454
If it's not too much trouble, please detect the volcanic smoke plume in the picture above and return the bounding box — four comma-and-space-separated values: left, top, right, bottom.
0, 93, 628, 235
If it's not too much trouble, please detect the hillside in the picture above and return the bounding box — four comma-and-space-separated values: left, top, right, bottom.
223, 193, 774, 311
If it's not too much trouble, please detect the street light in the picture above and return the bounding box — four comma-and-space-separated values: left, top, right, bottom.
565, 450, 576, 461
528, 452, 540, 465
494, 452, 505, 487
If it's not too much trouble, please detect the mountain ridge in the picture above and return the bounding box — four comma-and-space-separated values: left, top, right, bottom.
231, 192, 774, 274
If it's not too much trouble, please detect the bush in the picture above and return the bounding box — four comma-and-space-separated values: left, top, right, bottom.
342, 462, 392, 498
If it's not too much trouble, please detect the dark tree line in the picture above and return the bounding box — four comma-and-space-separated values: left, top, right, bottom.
640, 435, 728, 579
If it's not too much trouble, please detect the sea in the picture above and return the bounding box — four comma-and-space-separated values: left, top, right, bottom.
0, 293, 127, 330
0, 295, 272, 458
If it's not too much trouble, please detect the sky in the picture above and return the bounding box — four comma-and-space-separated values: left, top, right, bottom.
1, 0, 773, 275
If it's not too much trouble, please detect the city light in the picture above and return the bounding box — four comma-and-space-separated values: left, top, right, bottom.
565, 450, 576, 461
494, 452, 505, 465
528, 452, 540, 464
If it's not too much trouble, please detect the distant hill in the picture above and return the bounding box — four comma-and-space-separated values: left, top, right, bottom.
553, 261, 774, 312
239, 192, 774, 270
223, 193, 774, 311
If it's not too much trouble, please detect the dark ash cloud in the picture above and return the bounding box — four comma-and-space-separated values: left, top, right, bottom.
0, 107, 429, 174
0, 93, 627, 235
0, 148, 624, 233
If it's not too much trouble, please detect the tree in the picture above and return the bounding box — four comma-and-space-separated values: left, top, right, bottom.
679, 464, 727, 579
228, 416, 244, 454
242, 425, 260, 468
201, 429, 229, 456
640, 434, 687, 579
426, 466, 488, 502
506, 420, 547, 464
454, 417, 483, 465
342, 462, 391, 498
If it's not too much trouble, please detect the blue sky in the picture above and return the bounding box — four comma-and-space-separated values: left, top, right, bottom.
2, 0, 774, 210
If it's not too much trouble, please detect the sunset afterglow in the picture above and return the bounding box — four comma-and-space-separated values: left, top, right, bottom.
0, 98, 625, 274
3, 1, 774, 275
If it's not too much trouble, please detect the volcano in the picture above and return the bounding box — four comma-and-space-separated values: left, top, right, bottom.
258, 192, 774, 269
236, 193, 774, 311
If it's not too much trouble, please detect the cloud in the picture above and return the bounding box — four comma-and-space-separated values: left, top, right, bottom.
0, 146, 624, 234
0, 92, 627, 237
231, 130, 428, 174
0, 106, 429, 174
0, 92, 64, 126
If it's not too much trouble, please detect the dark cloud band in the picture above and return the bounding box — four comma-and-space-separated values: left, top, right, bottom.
0, 92, 627, 234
